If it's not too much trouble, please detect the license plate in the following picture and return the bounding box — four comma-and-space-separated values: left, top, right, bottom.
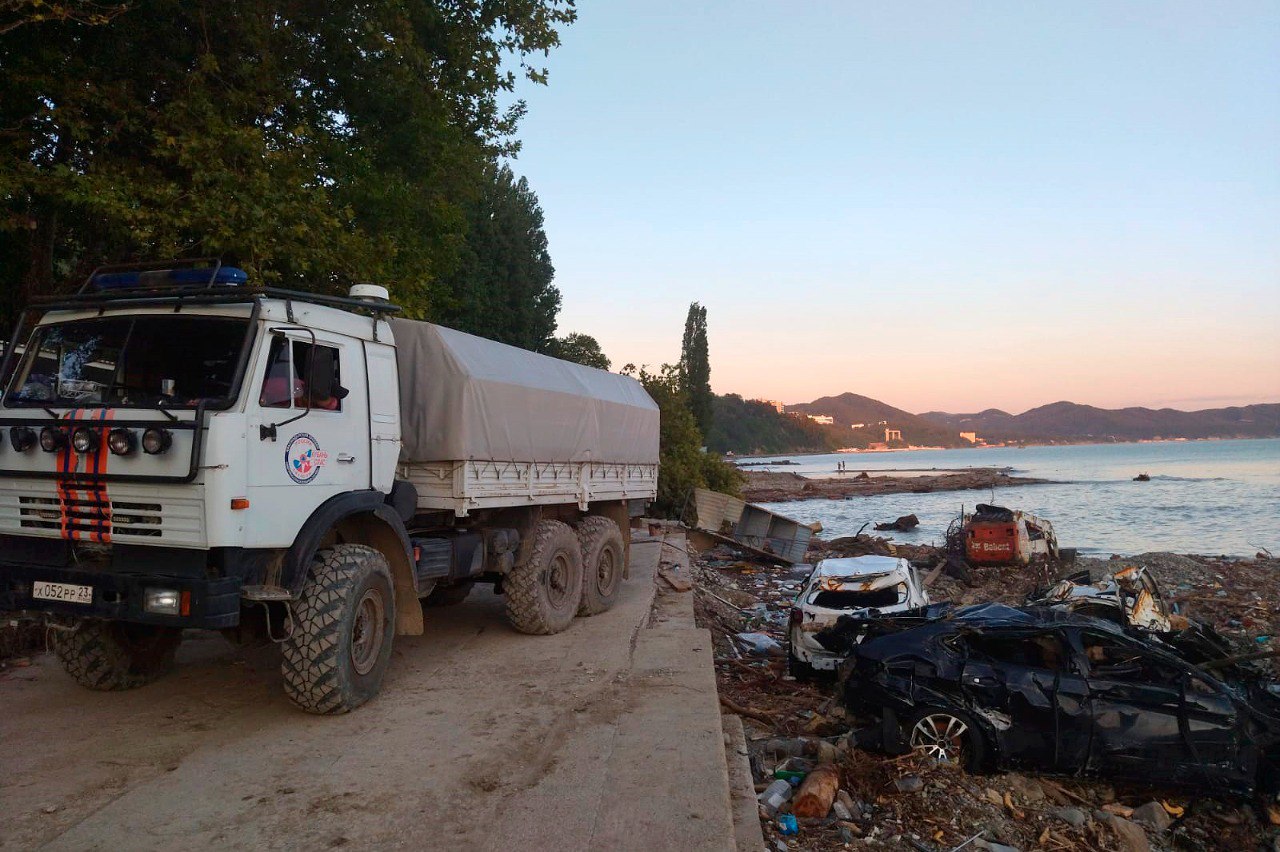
32, 581, 93, 605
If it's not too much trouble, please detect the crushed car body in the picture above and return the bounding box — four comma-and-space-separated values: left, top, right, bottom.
1026, 565, 1178, 632
822, 603, 1280, 795
787, 555, 929, 676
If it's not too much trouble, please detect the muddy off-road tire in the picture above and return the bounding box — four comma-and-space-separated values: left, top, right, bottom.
54, 620, 182, 691
424, 580, 475, 608
576, 516, 625, 616
505, 520, 583, 635
282, 544, 395, 715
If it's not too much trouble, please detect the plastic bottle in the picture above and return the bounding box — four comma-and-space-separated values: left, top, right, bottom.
758, 779, 792, 817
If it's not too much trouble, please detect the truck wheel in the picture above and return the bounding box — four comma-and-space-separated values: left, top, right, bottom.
281, 543, 395, 715
576, 516, 625, 616
505, 520, 583, 635
424, 580, 474, 608
54, 620, 182, 691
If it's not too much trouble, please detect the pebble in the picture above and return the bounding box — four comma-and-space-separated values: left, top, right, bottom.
1130, 801, 1172, 832
1107, 816, 1151, 852
1051, 806, 1089, 828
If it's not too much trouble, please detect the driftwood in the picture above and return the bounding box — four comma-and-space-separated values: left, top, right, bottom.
791, 764, 840, 818
718, 695, 777, 728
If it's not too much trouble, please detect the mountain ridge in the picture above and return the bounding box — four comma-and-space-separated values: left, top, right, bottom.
918, 400, 1280, 441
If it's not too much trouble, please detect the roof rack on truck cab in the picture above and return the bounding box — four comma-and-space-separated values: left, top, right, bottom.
30, 257, 402, 316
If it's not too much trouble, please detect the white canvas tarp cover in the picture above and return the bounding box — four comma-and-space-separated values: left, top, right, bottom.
390, 318, 659, 464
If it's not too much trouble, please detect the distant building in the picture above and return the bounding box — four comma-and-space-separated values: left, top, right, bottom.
807, 414, 834, 425
849, 423, 866, 429
757, 399, 785, 413
884, 428, 903, 442
960, 431, 978, 444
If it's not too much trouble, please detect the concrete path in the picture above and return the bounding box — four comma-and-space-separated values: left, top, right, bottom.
0, 537, 737, 851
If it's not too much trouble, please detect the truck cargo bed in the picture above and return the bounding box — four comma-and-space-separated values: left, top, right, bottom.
401, 459, 658, 516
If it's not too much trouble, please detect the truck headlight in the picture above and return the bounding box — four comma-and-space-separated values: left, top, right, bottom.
71, 427, 99, 453
39, 426, 66, 452
107, 428, 137, 456
142, 427, 172, 455
9, 426, 36, 452
144, 588, 181, 615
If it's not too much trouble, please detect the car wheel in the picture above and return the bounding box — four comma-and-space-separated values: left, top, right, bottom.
905, 707, 986, 770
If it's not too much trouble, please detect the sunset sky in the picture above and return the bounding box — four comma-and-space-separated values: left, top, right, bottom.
510, 1, 1280, 414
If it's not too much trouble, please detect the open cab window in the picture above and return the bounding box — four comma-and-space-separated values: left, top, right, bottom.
259, 336, 343, 412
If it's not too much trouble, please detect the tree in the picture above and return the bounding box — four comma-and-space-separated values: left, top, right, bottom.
546, 332, 610, 369
623, 363, 743, 520
679, 302, 713, 438
0, 1, 577, 330
428, 164, 560, 349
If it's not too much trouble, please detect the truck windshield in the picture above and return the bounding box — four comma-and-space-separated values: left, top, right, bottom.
5, 315, 250, 409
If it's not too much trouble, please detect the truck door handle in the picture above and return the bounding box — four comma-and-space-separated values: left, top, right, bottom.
337, 454, 356, 464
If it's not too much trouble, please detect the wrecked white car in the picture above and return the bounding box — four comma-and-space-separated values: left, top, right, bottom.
787, 555, 929, 677
1026, 565, 1181, 632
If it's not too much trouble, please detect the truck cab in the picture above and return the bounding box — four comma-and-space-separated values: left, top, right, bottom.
0, 261, 657, 713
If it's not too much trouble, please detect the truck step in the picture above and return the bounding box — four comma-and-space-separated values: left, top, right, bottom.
239, 585, 292, 601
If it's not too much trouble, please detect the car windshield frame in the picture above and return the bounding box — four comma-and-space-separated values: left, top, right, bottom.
3, 313, 256, 411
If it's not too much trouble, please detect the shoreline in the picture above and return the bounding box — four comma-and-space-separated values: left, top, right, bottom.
729, 434, 1278, 462
740, 467, 1052, 502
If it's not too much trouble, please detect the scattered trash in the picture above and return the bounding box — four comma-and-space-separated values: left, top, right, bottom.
776, 813, 798, 835
735, 632, 784, 657
758, 778, 793, 817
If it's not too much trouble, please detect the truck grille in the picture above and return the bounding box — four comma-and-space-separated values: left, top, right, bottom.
17, 494, 163, 539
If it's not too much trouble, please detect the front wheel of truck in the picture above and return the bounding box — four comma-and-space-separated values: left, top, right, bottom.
54, 620, 183, 691
281, 544, 395, 715
505, 520, 584, 635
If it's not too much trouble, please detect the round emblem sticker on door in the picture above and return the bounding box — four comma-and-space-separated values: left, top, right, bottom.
284, 433, 329, 484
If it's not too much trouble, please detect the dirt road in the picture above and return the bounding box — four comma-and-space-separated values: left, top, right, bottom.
1, 539, 735, 851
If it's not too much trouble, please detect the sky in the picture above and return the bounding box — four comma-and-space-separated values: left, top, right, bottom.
508, 1, 1280, 414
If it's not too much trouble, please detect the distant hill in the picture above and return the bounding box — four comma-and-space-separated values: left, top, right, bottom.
787, 392, 965, 448
706, 395, 843, 455
707, 392, 1280, 456
920, 402, 1280, 442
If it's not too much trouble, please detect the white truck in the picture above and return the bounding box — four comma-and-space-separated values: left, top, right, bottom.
0, 261, 659, 713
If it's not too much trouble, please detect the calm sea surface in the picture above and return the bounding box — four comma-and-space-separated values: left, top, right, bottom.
745, 439, 1280, 557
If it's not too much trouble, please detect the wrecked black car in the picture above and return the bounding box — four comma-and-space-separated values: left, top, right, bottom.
820, 603, 1280, 795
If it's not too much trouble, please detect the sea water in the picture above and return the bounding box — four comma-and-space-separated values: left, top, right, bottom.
745, 438, 1280, 557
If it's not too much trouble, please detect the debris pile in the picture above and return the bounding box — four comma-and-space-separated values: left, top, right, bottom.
741, 469, 1053, 503
691, 530, 1280, 850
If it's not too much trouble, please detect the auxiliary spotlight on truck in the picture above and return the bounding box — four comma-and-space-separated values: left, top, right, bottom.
0, 260, 659, 713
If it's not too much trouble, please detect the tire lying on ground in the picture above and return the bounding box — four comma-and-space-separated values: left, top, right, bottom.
282, 543, 395, 715
54, 619, 183, 690
424, 580, 475, 607
505, 519, 583, 634
575, 516, 625, 616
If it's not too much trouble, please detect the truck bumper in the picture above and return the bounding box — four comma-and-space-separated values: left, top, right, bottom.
0, 562, 241, 629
